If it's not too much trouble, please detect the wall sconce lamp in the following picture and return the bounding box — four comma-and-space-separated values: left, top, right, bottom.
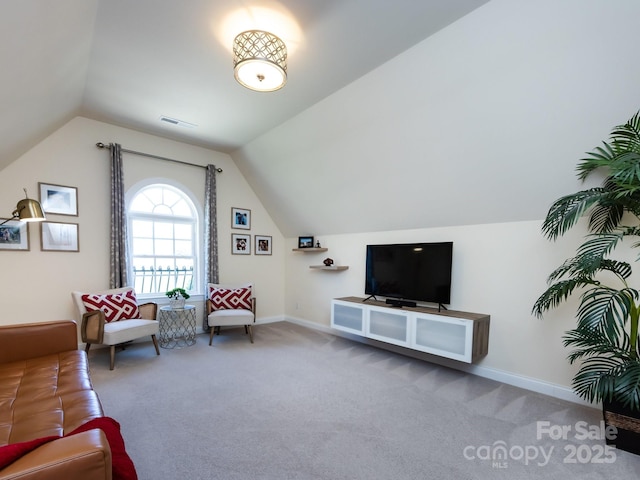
233, 30, 287, 92
0, 189, 46, 226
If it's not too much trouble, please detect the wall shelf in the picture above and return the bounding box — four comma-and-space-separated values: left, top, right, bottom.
293, 246, 346, 270
310, 265, 349, 271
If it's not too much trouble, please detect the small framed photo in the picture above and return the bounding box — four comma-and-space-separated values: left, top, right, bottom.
231, 207, 251, 230
255, 235, 272, 255
39, 182, 78, 216
0, 220, 29, 251
298, 236, 314, 248
231, 233, 251, 255
41, 221, 79, 252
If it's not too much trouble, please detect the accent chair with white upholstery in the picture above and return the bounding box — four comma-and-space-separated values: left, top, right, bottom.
71, 287, 160, 370
206, 283, 256, 346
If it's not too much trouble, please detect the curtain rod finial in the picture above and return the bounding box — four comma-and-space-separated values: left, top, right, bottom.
96, 142, 106, 149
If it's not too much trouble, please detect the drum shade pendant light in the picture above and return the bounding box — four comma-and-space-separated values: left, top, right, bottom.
233, 30, 287, 92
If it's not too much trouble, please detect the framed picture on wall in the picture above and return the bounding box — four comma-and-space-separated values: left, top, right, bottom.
0, 220, 29, 251
39, 182, 78, 216
255, 235, 272, 255
231, 233, 251, 255
41, 221, 79, 252
298, 236, 314, 248
231, 207, 251, 230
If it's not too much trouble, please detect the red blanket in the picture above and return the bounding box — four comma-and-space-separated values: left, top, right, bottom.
0, 417, 137, 480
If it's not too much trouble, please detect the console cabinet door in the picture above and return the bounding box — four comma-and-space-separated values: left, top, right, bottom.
331, 298, 486, 364
412, 313, 473, 362
366, 306, 410, 347
331, 300, 365, 334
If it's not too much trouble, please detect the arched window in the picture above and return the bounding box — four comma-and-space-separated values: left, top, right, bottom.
127, 183, 198, 295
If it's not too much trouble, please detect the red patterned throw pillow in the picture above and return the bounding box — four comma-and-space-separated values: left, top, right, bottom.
82, 290, 141, 323
209, 286, 252, 311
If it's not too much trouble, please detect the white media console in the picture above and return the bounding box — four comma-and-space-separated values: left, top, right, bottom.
331, 297, 490, 363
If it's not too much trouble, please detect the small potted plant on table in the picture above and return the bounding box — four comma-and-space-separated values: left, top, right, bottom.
166, 288, 190, 310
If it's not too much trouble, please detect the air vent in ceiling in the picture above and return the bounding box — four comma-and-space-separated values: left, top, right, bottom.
160, 116, 197, 128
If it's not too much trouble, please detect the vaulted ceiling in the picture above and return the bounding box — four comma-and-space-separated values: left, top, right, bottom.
6, 1, 638, 239
0, 0, 489, 171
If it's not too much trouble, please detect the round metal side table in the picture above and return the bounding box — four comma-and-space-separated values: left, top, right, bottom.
158, 305, 197, 348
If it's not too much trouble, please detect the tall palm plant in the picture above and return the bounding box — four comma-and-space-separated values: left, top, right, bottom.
533, 111, 640, 410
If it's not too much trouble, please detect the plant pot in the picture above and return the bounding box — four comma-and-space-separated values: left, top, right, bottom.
603, 399, 640, 455
170, 298, 185, 310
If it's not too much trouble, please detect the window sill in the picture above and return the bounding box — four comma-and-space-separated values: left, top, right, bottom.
137, 292, 205, 304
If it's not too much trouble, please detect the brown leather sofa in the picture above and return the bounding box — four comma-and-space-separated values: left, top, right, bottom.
0, 320, 113, 479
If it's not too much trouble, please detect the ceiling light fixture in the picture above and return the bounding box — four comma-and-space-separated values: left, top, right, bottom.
233, 30, 287, 92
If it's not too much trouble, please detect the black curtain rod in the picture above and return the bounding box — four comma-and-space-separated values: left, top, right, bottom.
95, 142, 223, 173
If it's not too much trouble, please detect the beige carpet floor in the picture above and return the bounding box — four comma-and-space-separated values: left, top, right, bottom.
88, 321, 640, 479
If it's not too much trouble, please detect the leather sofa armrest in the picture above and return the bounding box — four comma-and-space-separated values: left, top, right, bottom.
0, 320, 78, 364
0, 430, 112, 480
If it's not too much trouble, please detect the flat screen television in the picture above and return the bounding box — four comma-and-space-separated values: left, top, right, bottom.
365, 242, 453, 307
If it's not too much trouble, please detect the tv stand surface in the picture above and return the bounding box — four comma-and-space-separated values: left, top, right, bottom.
331, 297, 490, 364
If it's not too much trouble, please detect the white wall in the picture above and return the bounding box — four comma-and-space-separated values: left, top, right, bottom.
241, 0, 640, 400
0, 117, 285, 328
285, 221, 591, 392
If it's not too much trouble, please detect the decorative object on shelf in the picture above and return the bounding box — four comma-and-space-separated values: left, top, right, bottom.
40, 221, 79, 252
298, 236, 314, 248
231, 207, 251, 230
233, 30, 287, 92
232, 233, 251, 255
315, 240, 321, 248
38, 182, 78, 216
323, 257, 334, 267
532, 112, 640, 455
255, 235, 272, 255
0, 188, 46, 226
166, 288, 190, 310
0, 219, 29, 251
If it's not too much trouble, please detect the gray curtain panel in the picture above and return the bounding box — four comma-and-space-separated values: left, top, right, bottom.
110, 143, 129, 289
203, 164, 219, 331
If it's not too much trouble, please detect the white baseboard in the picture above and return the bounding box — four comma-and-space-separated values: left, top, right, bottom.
285, 315, 334, 332
284, 315, 596, 409
255, 315, 287, 325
